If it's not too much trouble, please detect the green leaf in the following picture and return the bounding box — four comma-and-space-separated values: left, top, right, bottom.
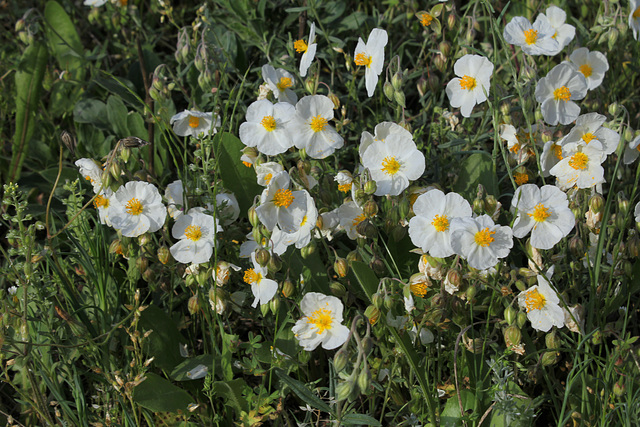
274, 368, 333, 414
9, 42, 48, 183
170, 355, 213, 381
133, 373, 193, 413
74, 99, 108, 127
212, 379, 250, 415
341, 413, 382, 426
287, 249, 330, 294
138, 305, 187, 370
452, 152, 499, 202
44, 1, 84, 76
441, 390, 476, 426
213, 132, 262, 215
350, 261, 378, 303
127, 112, 148, 139
107, 95, 129, 137
95, 74, 145, 109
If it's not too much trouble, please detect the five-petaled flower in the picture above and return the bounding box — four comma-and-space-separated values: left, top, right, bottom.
292, 292, 350, 351
445, 54, 494, 117
353, 28, 388, 97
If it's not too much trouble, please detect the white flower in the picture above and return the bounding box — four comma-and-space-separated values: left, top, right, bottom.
635, 201, 640, 223
517, 275, 564, 332
334, 170, 353, 193
255, 162, 284, 186
215, 192, 240, 226
540, 138, 565, 176
109, 181, 167, 237
165, 180, 184, 219
337, 201, 365, 240
450, 215, 513, 270
503, 15, 559, 56
542, 6, 575, 55
262, 64, 297, 105
359, 121, 412, 159
239, 99, 295, 156
409, 189, 472, 258
239, 232, 274, 258
549, 144, 605, 190
84, 0, 107, 6
271, 190, 318, 255
294, 22, 317, 77
562, 113, 619, 156
292, 292, 350, 351
354, 28, 388, 97
563, 304, 584, 334
499, 124, 533, 165
511, 184, 575, 250
360, 128, 425, 196
213, 261, 241, 286
170, 110, 220, 137
94, 189, 114, 226
243, 253, 278, 307
170, 210, 222, 265
568, 48, 609, 90
255, 171, 307, 231
445, 54, 494, 117
288, 95, 344, 159
624, 135, 640, 165
629, 0, 640, 40
75, 158, 104, 193
535, 63, 587, 125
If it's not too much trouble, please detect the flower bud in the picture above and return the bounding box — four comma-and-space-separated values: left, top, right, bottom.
364, 180, 377, 195
613, 381, 626, 397
627, 234, 640, 258
588, 194, 604, 213
188, 294, 200, 315
465, 284, 477, 301
438, 41, 451, 57
300, 243, 316, 259
304, 78, 315, 95
260, 303, 270, 316
333, 349, 349, 373
433, 53, 446, 72
427, 74, 440, 92
484, 195, 498, 216
364, 305, 380, 325
569, 234, 585, 258
541, 351, 559, 366
330, 281, 346, 298
617, 191, 629, 216
447, 13, 456, 30
624, 127, 635, 143
335, 378, 355, 402
357, 364, 372, 394
383, 81, 394, 101
334, 258, 349, 278
503, 325, 522, 349
446, 268, 461, 290
394, 91, 406, 108
269, 295, 280, 314
504, 306, 517, 325
608, 102, 620, 117
545, 330, 562, 349
371, 292, 383, 309
516, 312, 527, 329
363, 200, 378, 218
346, 250, 361, 263
282, 279, 295, 298
473, 198, 484, 215
268, 253, 282, 272
416, 76, 428, 97
383, 294, 394, 310
356, 219, 377, 239
157, 245, 170, 265
361, 336, 374, 356
255, 248, 270, 267
369, 256, 385, 275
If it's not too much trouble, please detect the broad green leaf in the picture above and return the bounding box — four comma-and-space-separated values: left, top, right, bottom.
170, 355, 213, 381
10, 42, 48, 183
341, 414, 382, 426
133, 373, 193, 413
453, 152, 499, 202
213, 132, 261, 214
441, 390, 476, 426
350, 261, 378, 302
107, 95, 129, 137
95, 74, 145, 109
287, 249, 330, 295
212, 379, 249, 415
138, 305, 187, 370
127, 112, 148, 140
274, 368, 333, 414
44, 1, 84, 76
74, 99, 108, 127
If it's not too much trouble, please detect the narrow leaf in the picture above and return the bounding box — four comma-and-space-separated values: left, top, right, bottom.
274, 368, 333, 414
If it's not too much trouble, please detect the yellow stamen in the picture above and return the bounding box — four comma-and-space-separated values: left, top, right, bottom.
459, 75, 477, 91
582, 133, 596, 144
419, 12, 433, 27
188, 115, 200, 128
184, 225, 203, 241
294, 39, 308, 53
354, 52, 372, 67
553, 86, 571, 102
338, 183, 351, 193
125, 198, 143, 215
261, 115, 277, 132
310, 115, 328, 132
94, 194, 109, 209
431, 214, 449, 232
509, 142, 521, 153
552, 144, 563, 160
307, 307, 333, 334
352, 213, 366, 227
633, 6, 640, 19
300, 215, 308, 227
272, 189, 295, 208
579, 64, 593, 78
410, 281, 428, 297
243, 268, 261, 284
524, 29, 538, 45
381, 156, 401, 175
569, 152, 588, 170
264, 173, 273, 184
528, 203, 551, 222
474, 227, 495, 247
524, 288, 546, 312
242, 161, 252, 167
514, 172, 529, 186
277, 77, 293, 91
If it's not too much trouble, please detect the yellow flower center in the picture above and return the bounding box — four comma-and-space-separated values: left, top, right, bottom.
633, 6, 640, 19
94, 194, 109, 209
569, 152, 588, 170
579, 64, 593, 78
459, 75, 477, 91
184, 225, 203, 241
188, 115, 200, 128
85, 175, 95, 183
582, 133, 596, 144
524, 29, 538, 45
243, 268, 261, 284
410, 281, 428, 297
264, 173, 273, 184
338, 183, 351, 193
509, 142, 521, 153
528, 203, 551, 222
273, 189, 295, 208
125, 198, 144, 215
553, 86, 571, 102
307, 307, 333, 334
552, 143, 563, 160
277, 77, 293, 91
524, 288, 546, 312
354, 52, 372, 67
242, 161, 252, 167
514, 172, 529, 186
381, 156, 401, 175
261, 115, 277, 132
420, 12, 433, 27
217, 266, 229, 283
431, 214, 449, 232
352, 213, 366, 227
474, 227, 495, 247
310, 115, 328, 132
294, 39, 308, 53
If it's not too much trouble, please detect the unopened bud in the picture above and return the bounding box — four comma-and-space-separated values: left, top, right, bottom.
427, 74, 440, 92
356, 219, 377, 239
157, 245, 170, 265
188, 294, 200, 315
516, 312, 527, 329
363, 200, 378, 218
346, 250, 361, 263
268, 253, 282, 272
466, 284, 477, 300
334, 258, 349, 278
446, 269, 461, 289
361, 336, 374, 356
438, 41, 451, 57
383, 81, 394, 101
608, 102, 620, 117
589, 194, 605, 213
545, 330, 562, 349
269, 295, 280, 314
255, 248, 270, 267
417, 76, 428, 97
300, 242, 316, 259
473, 198, 484, 215
391, 72, 403, 91
624, 127, 635, 143
504, 306, 517, 325
109, 239, 125, 256
484, 195, 498, 215
617, 191, 629, 216
357, 364, 372, 394
335, 378, 355, 402
304, 78, 315, 95
613, 381, 626, 397
333, 349, 349, 373
138, 233, 151, 247
369, 256, 385, 275
260, 303, 270, 316
282, 279, 295, 298
503, 325, 522, 348
433, 53, 446, 72
330, 281, 346, 298
393, 91, 406, 108
364, 305, 380, 325
364, 180, 377, 195
541, 351, 559, 366
447, 13, 456, 30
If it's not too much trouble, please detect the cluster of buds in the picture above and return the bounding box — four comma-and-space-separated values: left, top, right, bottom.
334, 316, 374, 402
149, 64, 176, 102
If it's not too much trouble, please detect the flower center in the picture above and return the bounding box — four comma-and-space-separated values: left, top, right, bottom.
514, 172, 529, 186
94, 194, 109, 209
582, 133, 596, 144
633, 6, 640, 19
525, 288, 546, 312
184, 225, 203, 241
85, 175, 95, 183
242, 161, 252, 167
431, 214, 449, 232
277, 77, 293, 91
355, 52, 372, 67
125, 198, 144, 215
261, 115, 277, 132
528, 203, 551, 222
474, 227, 495, 247
294, 39, 308, 53
243, 268, 261, 284
352, 213, 366, 227
579, 64, 593, 78
552, 143, 563, 160
553, 86, 571, 102
459, 75, 477, 91
264, 173, 273, 184
310, 115, 328, 132
410, 281, 428, 297
381, 156, 401, 175
524, 29, 538, 45
188, 115, 200, 128
420, 12, 433, 27
307, 308, 333, 334
273, 189, 295, 208
569, 152, 588, 170
338, 183, 351, 193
